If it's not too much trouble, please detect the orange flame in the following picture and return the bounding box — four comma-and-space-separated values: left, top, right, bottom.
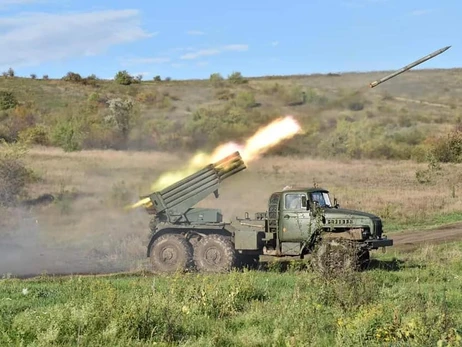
129, 115, 302, 209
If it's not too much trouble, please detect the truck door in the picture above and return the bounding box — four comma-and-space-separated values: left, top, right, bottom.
279, 192, 313, 242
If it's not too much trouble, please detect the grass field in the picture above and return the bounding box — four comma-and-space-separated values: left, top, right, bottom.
1, 242, 462, 346
1, 68, 462, 346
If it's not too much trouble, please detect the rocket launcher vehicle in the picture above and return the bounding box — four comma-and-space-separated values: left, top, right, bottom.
140, 151, 246, 224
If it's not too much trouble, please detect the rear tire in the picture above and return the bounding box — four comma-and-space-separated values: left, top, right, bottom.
149, 233, 194, 274
193, 234, 236, 273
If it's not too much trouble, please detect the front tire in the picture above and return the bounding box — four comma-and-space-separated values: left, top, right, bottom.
313, 239, 359, 276
149, 233, 194, 274
193, 234, 236, 273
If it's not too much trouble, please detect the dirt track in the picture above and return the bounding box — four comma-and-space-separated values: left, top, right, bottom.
2, 222, 462, 279
390, 222, 462, 252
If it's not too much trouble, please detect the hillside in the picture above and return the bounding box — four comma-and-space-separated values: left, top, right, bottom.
0, 68, 461, 161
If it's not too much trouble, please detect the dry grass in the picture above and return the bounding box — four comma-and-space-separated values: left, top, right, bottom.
22, 146, 462, 226
7, 146, 460, 245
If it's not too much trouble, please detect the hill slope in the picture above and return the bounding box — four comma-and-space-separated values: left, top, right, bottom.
0, 68, 461, 160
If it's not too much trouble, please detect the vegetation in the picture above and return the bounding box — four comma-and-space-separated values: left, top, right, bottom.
1, 242, 462, 346
0, 68, 461, 164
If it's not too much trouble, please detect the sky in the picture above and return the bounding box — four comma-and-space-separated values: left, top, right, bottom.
0, 0, 460, 80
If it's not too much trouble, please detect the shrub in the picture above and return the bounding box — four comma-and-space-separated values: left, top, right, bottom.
228, 71, 248, 84
114, 70, 134, 85
215, 89, 235, 100
62, 72, 82, 83
0, 140, 37, 206
153, 75, 161, 82
210, 73, 224, 87
50, 119, 83, 152
232, 91, 257, 108
430, 129, 462, 163
18, 125, 50, 146
105, 98, 139, 147
0, 91, 18, 110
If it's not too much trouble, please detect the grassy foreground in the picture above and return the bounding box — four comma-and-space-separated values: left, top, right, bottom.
1, 243, 462, 346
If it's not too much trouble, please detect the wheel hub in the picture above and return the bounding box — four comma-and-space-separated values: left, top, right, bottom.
161, 247, 176, 263
204, 247, 221, 264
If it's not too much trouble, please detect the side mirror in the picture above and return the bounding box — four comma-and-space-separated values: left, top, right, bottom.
334, 197, 340, 208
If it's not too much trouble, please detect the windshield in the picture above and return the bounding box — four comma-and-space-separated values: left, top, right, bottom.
310, 191, 332, 208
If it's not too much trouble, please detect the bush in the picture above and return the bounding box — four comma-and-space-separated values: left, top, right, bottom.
114, 70, 134, 85
228, 71, 248, 84
0, 140, 36, 206
232, 91, 257, 108
0, 91, 18, 110
18, 125, 50, 146
50, 119, 83, 152
430, 129, 462, 163
62, 72, 82, 83
105, 98, 139, 147
210, 73, 224, 87
215, 89, 235, 100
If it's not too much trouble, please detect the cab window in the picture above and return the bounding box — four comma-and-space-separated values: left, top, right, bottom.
284, 193, 307, 210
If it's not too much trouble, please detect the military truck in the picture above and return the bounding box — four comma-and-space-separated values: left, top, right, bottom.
140, 151, 392, 273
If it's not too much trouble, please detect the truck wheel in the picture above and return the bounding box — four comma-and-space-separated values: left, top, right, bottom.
193, 234, 236, 273
313, 239, 358, 275
149, 233, 194, 274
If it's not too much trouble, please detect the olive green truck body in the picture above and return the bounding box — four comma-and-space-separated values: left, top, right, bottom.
141, 151, 393, 273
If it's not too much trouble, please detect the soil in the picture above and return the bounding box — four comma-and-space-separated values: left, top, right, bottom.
389, 222, 462, 252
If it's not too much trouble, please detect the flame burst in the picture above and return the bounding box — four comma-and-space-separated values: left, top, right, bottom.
129, 115, 301, 209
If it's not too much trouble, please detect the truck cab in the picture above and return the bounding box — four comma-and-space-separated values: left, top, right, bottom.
261, 187, 392, 258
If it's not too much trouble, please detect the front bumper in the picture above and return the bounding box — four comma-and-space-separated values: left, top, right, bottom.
365, 238, 393, 249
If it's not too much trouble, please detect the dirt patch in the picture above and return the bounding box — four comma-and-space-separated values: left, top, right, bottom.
390, 222, 462, 252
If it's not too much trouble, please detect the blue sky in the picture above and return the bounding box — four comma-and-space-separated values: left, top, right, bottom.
0, 0, 459, 80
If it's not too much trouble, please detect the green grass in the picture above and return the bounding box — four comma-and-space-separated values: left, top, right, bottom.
2, 243, 462, 346
384, 211, 462, 233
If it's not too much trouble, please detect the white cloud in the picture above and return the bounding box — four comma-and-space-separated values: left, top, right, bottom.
186, 30, 205, 35
0, 9, 154, 69
180, 44, 248, 60
0, 0, 69, 10
0, 0, 46, 6
271, 41, 278, 46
